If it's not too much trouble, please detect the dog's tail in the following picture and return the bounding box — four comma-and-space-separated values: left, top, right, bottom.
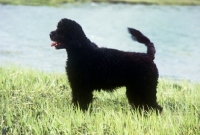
128, 28, 155, 60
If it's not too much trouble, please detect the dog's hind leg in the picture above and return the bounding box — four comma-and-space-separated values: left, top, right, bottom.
126, 85, 148, 112
126, 84, 162, 114
141, 82, 163, 114
71, 87, 93, 111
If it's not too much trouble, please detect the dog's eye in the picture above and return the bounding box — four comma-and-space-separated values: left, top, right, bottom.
57, 24, 62, 29
57, 25, 65, 30
56, 29, 65, 35
57, 22, 65, 29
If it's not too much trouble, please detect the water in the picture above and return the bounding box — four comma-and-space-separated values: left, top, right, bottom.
0, 3, 200, 81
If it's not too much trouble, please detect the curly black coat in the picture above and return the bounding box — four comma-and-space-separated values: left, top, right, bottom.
50, 18, 162, 113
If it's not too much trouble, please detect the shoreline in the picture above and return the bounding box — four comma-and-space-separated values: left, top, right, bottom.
1, 65, 199, 83
1, 63, 199, 82
0, 0, 200, 6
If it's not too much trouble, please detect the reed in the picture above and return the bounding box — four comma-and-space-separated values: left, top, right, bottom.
1, 66, 200, 134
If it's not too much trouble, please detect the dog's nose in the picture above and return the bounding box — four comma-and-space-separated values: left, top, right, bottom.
49, 32, 53, 38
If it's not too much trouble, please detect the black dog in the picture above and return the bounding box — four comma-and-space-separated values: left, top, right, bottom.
50, 18, 162, 113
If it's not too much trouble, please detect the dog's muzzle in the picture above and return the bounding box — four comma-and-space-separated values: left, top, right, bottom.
49, 31, 56, 40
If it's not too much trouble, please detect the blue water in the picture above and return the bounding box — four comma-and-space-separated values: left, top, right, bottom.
0, 4, 200, 81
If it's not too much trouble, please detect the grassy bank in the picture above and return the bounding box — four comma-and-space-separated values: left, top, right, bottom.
0, 0, 200, 6
1, 66, 200, 134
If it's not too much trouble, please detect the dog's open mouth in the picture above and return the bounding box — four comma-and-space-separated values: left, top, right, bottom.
51, 42, 65, 49
51, 42, 61, 47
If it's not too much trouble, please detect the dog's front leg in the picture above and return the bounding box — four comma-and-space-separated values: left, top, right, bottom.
71, 86, 93, 111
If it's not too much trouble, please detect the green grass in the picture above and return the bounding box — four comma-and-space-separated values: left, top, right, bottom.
1, 66, 200, 134
0, 0, 200, 6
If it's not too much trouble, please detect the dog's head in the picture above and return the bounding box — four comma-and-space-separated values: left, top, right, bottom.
50, 18, 84, 49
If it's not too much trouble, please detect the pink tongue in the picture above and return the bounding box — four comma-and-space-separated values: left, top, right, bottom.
51, 42, 57, 47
